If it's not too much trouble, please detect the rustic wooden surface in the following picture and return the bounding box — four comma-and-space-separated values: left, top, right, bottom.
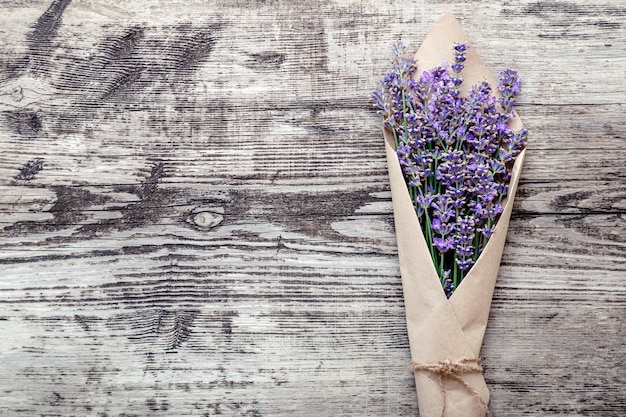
0, 0, 624, 416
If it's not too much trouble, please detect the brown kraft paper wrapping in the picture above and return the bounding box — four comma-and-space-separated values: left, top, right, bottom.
383, 11, 527, 417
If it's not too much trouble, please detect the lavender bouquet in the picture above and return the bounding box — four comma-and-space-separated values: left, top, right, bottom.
372, 12, 527, 417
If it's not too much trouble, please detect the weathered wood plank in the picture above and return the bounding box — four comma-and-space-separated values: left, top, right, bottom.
0, 0, 624, 416
0, 214, 623, 416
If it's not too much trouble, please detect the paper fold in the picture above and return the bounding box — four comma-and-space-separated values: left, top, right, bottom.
384, 11, 526, 417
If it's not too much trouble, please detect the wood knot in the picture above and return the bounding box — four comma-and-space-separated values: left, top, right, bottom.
11, 86, 23, 102
192, 211, 223, 229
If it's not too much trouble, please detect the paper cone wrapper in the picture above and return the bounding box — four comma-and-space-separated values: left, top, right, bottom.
383, 11, 526, 417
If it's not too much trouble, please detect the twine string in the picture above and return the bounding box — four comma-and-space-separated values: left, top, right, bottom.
410, 357, 492, 417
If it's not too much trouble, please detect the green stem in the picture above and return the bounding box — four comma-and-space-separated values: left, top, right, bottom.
402, 91, 408, 138
439, 248, 444, 275
423, 211, 437, 268
453, 261, 458, 290
473, 230, 481, 263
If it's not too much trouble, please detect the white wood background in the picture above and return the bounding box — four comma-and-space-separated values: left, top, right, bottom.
0, 0, 624, 416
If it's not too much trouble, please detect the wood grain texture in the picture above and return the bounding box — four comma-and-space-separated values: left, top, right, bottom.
0, 0, 624, 416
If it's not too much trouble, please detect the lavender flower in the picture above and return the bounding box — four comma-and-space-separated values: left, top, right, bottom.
441, 269, 454, 298
498, 69, 522, 115
451, 43, 469, 84
372, 42, 527, 298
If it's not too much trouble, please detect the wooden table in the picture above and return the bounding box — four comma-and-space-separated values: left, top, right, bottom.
1, 1, 624, 416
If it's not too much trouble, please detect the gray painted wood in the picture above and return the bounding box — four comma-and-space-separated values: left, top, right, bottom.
0, 1, 624, 416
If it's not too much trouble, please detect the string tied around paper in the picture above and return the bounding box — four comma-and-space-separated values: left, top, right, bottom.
410, 357, 493, 417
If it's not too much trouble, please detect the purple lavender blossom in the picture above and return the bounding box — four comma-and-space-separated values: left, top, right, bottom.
371, 42, 527, 298
415, 187, 435, 217
441, 269, 454, 298
451, 43, 469, 84
498, 69, 522, 115
433, 237, 456, 253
